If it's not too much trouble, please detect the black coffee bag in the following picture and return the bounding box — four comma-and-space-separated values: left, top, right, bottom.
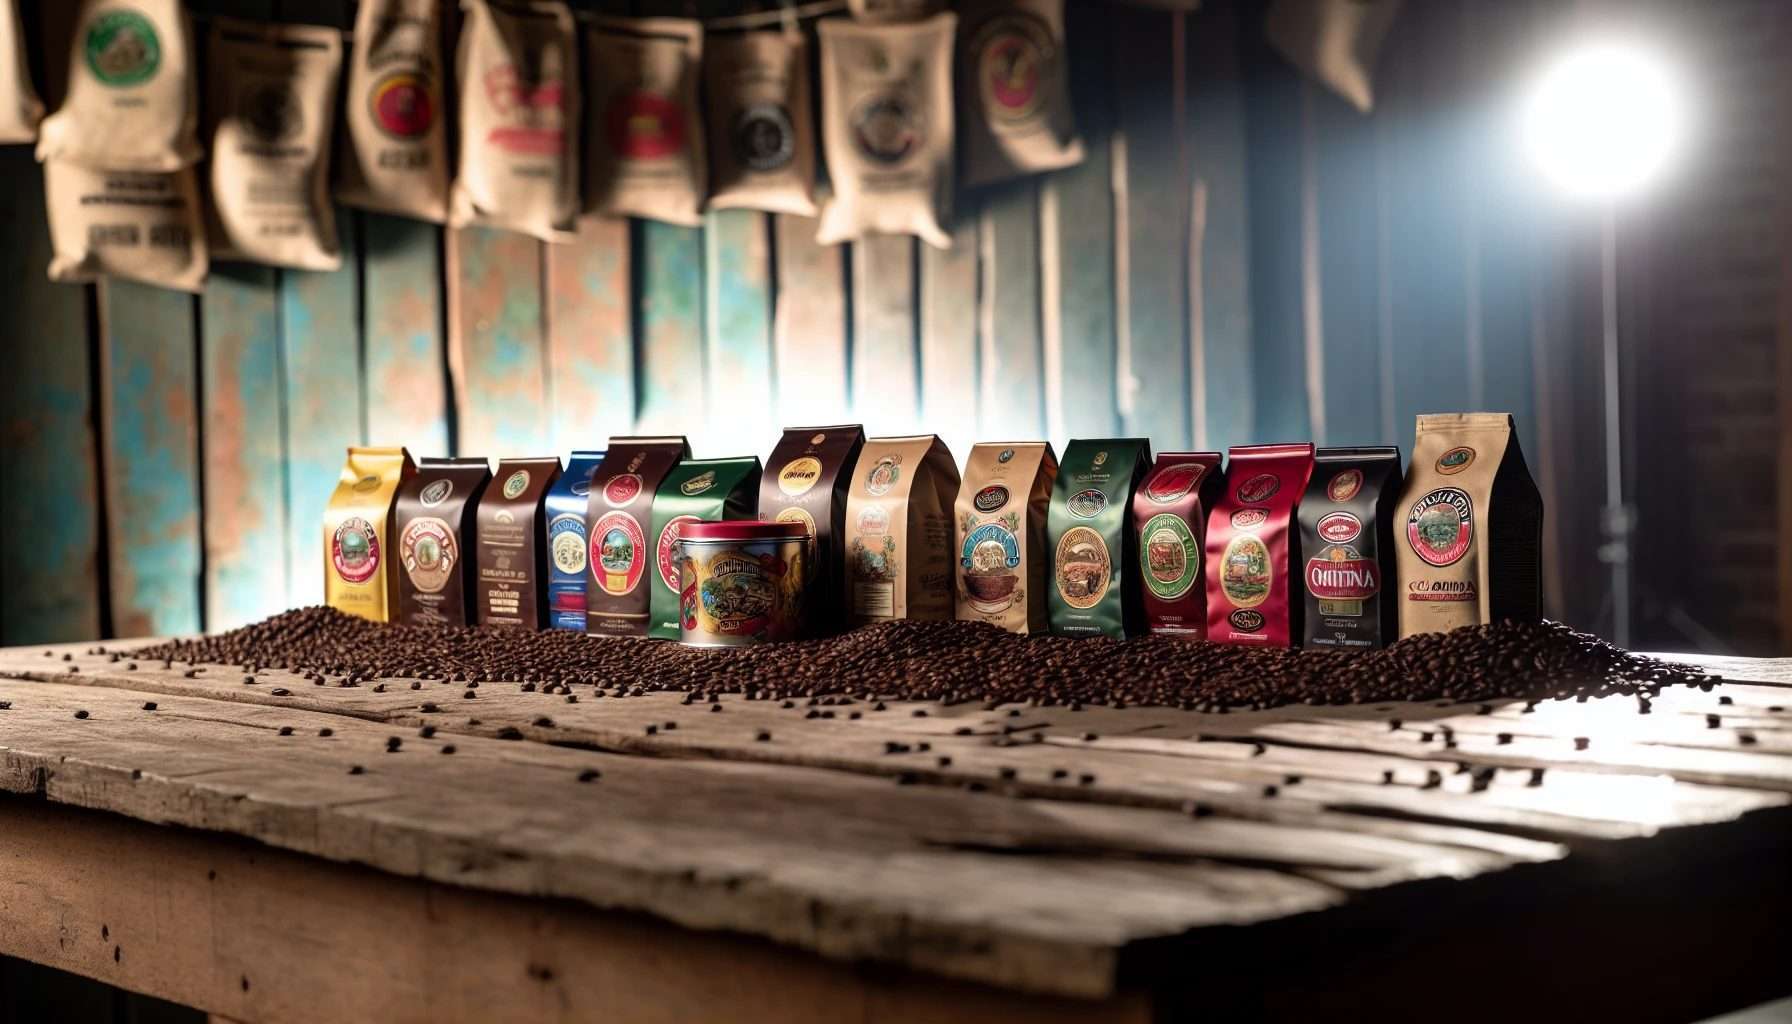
1298, 446, 1399, 650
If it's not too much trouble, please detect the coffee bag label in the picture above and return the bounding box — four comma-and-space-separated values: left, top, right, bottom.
1204, 443, 1314, 646
340, 0, 449, 221
475, 456, 562, 629
324, 447, 416, 623
584, 17, 705, 226
706, 30, 817, 216
957, 0, 1083, 187
647, 456, 760, 639
0, 0, 41, 144
36, 0, 198, 171
587, 437, 691, 637
1297, 448, 1399, 649
591, 511, 647, 595
956, 443, 1055, 633
1047, 439, 1151, 638
399, 517, 457, 593
761, 426, 865, 636
542, 451, 604, 630
1130, 453, 1221, 636
845, 436, 958, 624
43, 160, 207, 292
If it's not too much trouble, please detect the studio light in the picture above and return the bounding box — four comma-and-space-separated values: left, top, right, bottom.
1520, 39, 1687, 204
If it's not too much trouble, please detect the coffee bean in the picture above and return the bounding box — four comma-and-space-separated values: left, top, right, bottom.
578, 769, 601, 783
270, 688, 290, 696
756, 731, 771, 742
74, 710, 89, 719
386, 737, 402, 752
278, 726, 293, 737
348, 765, 364, 775
441, 745, 456, 755
319, 728, 334, 737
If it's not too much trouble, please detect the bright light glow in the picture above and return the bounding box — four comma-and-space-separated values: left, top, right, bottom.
1520, 39, 1687, 202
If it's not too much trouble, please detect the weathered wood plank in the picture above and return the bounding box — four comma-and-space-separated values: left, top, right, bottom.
850, 234, 919, 432
635, 220, 705, 437
545, 215, 633, 453
772, 215, 849, 428
703, 210, 775, 452
981, 181, 1045, 439
920, 210, 980, 458
446, 227, 547, 457
363, 213, 450, 457
96, 281, 203, 638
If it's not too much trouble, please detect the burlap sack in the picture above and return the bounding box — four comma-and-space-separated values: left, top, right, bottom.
0, 0, 41, 143
206, 18, 342, 271
583, 16, 705, 226
957, 0, 1083, 187
43, 158, 206, 292
816, 14, 956, 249
339, 0, 450, 221
704, 29, 816, 217
1265, 0, 1403, 113
36, 0, 198, 170
450, 0, 579, 242
846, 0, 946, 24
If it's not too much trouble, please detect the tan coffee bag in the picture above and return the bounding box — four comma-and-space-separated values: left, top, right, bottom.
339, 0, 450, 221
0, 0, 41, 143
704, 30, 816, 217
206, 19, 343, 271
846, 0, 946, 24
957, 0, 1082, 187
844, 434, 959, 624
1265, 0, 1402, 113
323, 446, 417, 623
450, 0, 579, 242
583, 17, 705, 226
36, 0, 198, 171
816, 15, 956, 249
44, 158, 207, 292
955, 442, 1056, 634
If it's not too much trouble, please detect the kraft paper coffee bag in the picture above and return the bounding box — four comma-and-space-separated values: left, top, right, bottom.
451, 0, 579, 242
1396, 414, 1543, 638
476, 456, 563, 629
586, 436, 692, 637
44, 159, 207, 292
393, 457, 491, 628
1265, 0, 1402, 113
37, 0, 198, 170
1205, 443, 1314, 647
206, 19, 343, 271
957, 0, 1083, 187
760, 425, 865, 636
816, 15, 956, 249
324, 446, 417, 623
955, 441, 1055, 634
339, 0, 451, 221
705, 30, 817, 216
0, 0, 41, 143
1132, 452, 1223, 637
648, 456, 761, 640
1047, 438, 1151, 638
584, 16, 705, 226
844, 435, 959, 624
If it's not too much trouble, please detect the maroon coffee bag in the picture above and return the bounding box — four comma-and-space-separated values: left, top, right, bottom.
393, 458, 492, 627
585, 436, 692, 637
475, 457, 562, 629
1131, 452, 1223, 637
1204, 443, 1314, 646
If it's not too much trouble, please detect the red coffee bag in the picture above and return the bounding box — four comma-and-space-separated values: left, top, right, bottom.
1132, 451, 1222, 637
1204, 443, 1314, 646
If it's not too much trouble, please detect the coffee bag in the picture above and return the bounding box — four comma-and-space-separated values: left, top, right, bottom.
544, 450, 605, 631
475, 456, 562, 629
393, 457, 491, 628
704, 30, 817, 217
339, 0, 450, 221
44, 159, 207, 292
584, 16, 705, 226
648, 456, 762, 639
586, 436, 692, 637
954, 441, 1055, 633
1299, 446, 1399, 650
1132, 452, 1223, 637
0, 0, 41, 143
206, 19, 342, 271
760, 425, 865, 635
846, 0, 947, 24
956, 0, 1082, 187
844, 435, 959, 624
36, 0, 198, 171
450, 0, 579, 242
1396, 413, 1543, 638
816, 15, 956, 249
1204, 443, 1314, 646
323, 446, 416, 623
1047, 438, 1152, 638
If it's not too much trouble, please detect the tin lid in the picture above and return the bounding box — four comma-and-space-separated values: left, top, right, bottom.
682, 521, 810, 541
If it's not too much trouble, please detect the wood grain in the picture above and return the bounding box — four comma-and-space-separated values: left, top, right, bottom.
850, 234, 919, 433
546, 215, 633, 452
363, 214, 450, 457
447, 227, 547, 458
772, 216, 848, 428
703, 210, 775, 451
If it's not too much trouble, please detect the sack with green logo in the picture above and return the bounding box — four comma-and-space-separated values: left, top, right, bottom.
44, 159, 207, 292
0, 0, 41, 143
1046, 438, 1152, 638
648, 457, 761, 639
37, 0, 199, 171
339, 0, 450, 222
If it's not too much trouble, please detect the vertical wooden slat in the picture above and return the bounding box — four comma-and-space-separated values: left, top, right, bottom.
703, 210, 775, 454
980, 181, 1044, 439
635, 220, 705, 437
447, 227, 548, 458
850, 234, 918, 432
98, 281, 203, 638
1311, 83, 1387, 446
772, 216, 849, 430
363, 213, 450, 457
201, 266, 290, 629
1241, 31, 1310, 444
920, 212, 979, 459
546, 216, 633, 453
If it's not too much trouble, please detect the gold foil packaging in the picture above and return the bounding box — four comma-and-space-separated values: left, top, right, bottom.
323, 446, 417, 623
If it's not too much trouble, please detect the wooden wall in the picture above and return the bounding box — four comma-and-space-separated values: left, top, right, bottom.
0, 0, 1601, 646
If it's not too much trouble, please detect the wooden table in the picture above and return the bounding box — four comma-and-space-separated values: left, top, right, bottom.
0, 640, 1788, 1023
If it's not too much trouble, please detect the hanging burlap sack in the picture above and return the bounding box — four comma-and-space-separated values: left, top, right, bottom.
36, 0, 198, 170
0, 0, 41, 143
1265, 0, 1403, 114
43, 158, 207, 292
957, 0, 1083, 187
339, 0, 451, 221
583, 16, 705, 226
846, 0, 945, 25
705, 29, 816, 217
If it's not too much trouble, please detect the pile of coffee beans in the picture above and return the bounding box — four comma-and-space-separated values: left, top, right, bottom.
127, 608, 1717, 711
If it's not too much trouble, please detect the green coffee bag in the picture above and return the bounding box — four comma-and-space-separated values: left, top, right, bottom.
648, 457, 761, 639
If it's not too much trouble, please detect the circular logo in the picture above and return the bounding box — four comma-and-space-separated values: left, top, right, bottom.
399, 517, 456, 594
1219, 533, 1272, 609
371, 71, 434, 139
973, 485, 1010, 513
1437, 447, 1476, 475
778, 457, 823, 496
733, 103, 794, 172
1407, 487, 1473, 567
85, 10, 160, 88
655, 514, 701, 592
591, 510, 647, 596
1140, 514, 1198, 600
242, 83, 302, 143
864, 455, 901, 496
997, 448, 1015, 463
961, 522, 1021, 611
1229, 609, 1265, 633
974, 12, 1052, 123
352, 474, 382, 493
603, 474, 642, 507
550, 513, 588, 576
607, 91, 685, 159
419, 478, 453, 507
774, 505, 816, 537
810, 433, 827, 445
856, 505, 890, 536
1317, 511, 1362, 544
1054, 526, 1110, 610
1229, 508, 1267, 531
1092, 451, 1109, 467
1326, 469, 1363, 503
680, 471, 716, 496
1067, 488, 1107, 519
502, 470, 530, 500
1145, 463, 1206, 505
332, 517, 381, 584
1236, 472, 1280, 504
851, 93, 919, 165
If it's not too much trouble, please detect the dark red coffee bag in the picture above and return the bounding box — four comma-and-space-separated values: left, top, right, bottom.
1204, 443, 1314, 646
1131, 452, 1223, 637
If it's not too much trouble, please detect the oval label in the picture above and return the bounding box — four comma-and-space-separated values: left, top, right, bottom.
864, 455, 902, 496
399, 517, 455, 594
501, 470, 530, 500
1236, 472, 1279, 504
680, 471, 716, 496
549, 513, 588, 576
778, 457, 823, 496
590, 511, 647, 596
603, 474, 642, 507
1437, 447, 1476, 475
419, 478, 453, 507
1067, 488, 1108, 519
973, 485, 1009, 513
656, 514, 701, 592
1229, 608, 1265, 632
352, 474, 381, 493
1140, 513, 1198, 600
332, 517, 381, 584
1326, 469, 1363, 503
1229, 508, 1268, 531
1406, 487, 1473, 567
1145, 463, 1206, 505
1219, 533, 1272, 609
1054, 526, 1111, 610
1317, 511, 1362, 544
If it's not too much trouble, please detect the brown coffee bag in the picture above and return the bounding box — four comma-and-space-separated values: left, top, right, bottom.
954, 442, 1056, 633
476, 456, 563, 629
36, 0, 198, 171
450, 0, 580, 242
586, 436, 692, 637
584, 16, 705, 226
44, 159, 207, 292
704, 29, 816, 217
0, 0, 41, 143
206, 19, 342, 271
956, 0, 1082, 187
816, 15, 956, 249
760, 425, 865, 635
393, 457, 492, 628
844, 435, 959, 624
323, 446, 417, 623
339, 0, 450, 222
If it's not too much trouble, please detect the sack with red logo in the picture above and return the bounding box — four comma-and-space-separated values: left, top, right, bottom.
1299, 446, 1399, 650
1132, 452, 1223, 637
1204, 443, 1314, 646
339, 0, 450, 221
956, 0, 1083, 187
583, 16, 705, 226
